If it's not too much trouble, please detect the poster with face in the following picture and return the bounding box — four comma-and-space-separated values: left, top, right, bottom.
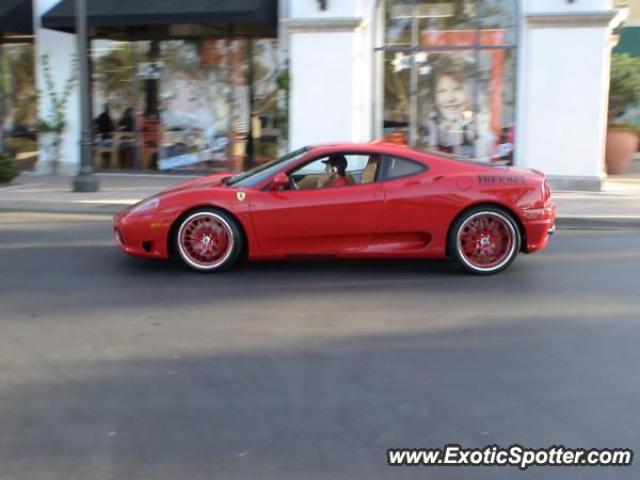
420, 53, 476, 157
415, 51, 507, 161
383, 23, 514, 164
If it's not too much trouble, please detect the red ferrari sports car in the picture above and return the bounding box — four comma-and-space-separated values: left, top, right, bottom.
114, 143, 555, 275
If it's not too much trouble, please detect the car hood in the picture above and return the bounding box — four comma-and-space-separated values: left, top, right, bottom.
117, 172, 234, 217
162, 173, 232, 193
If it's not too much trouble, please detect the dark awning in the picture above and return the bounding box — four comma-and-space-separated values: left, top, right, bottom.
41, 0, 277, 38
614, 27, 640, 58
0, 0, 33, 36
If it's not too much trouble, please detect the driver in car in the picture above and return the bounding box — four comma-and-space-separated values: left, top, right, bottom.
317, 155, 354, 188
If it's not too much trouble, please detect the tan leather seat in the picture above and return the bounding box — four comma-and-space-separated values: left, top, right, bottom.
297, 174, 321, 190
361, 156, 379, 184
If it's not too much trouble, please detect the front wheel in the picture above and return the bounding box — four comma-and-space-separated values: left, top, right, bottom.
449, 207, 521, 275
174, 209, 243, 272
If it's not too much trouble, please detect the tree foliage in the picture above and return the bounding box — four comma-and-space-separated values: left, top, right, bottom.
609, 53, 640, 121
0, 152, 20, 184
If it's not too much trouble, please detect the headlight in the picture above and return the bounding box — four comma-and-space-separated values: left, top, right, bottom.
131, 197, 160, 214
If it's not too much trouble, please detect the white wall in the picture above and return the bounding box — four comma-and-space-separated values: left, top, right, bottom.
517, 26, 611, 179
285, 0, 377, 150
289, 32, 354, 147
34, 0, 80, 175
515, 0, 621, 189
627, 0, 640, 24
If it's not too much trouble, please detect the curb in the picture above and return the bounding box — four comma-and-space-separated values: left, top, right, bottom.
555, 217, 640, 229
0, 204, 123, 216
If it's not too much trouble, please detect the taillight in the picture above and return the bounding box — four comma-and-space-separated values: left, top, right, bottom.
543, 180, 551, 204
114, 229, 125, 246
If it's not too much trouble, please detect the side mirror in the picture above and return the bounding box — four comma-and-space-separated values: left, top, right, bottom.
270, 172, 290, 191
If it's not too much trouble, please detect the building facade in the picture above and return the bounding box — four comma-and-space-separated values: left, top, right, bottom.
284, 0, 626, 191
0, 0, 630, 190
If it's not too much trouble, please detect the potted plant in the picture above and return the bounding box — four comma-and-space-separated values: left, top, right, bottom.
606, 122, 640, 174
606, 53, 640, 175
0, 151, 20, 184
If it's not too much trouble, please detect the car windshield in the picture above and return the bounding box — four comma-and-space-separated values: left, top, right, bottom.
226, 147, 311, 188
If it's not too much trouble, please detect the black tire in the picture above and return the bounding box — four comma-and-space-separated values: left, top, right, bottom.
173, 208, 243, 272
448, 206, 521, 275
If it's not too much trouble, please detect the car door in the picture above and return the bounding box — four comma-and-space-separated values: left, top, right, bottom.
373, 154, 444, 252
249, 153, 384, 255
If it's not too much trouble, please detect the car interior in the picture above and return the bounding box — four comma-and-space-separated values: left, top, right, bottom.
289, 154, 381, 190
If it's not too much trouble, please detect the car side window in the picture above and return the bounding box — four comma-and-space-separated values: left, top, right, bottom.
381, 155, 427, 180
289, 153, 381, 190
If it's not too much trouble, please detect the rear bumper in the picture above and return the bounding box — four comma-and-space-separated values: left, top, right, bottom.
522, 204, 556, 253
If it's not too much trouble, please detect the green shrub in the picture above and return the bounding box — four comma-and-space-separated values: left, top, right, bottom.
0, 152, 20, 184
609, 53, 640, 120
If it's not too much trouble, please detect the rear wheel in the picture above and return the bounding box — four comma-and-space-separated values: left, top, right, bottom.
174, 209, 243, 272
449, 207, 520, 275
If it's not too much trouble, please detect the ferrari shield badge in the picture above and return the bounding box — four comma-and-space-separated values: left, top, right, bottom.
236, 191, 246, 202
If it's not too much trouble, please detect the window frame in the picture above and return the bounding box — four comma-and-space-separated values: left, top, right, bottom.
277, 151, 385, 191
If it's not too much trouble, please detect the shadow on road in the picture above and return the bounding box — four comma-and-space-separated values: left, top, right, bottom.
1, 321, 638, 480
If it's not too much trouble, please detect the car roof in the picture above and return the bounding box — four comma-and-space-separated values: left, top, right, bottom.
306, 142, 426, 159
305, 142, 501, 169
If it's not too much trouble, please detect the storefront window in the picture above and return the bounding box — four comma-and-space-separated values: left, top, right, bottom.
381, 0, 517, 164
251, 40, 279, 164
91, 37, 279, 173
383, 51, 411, 144
1, 43, 37, 170
92, 40, 144, 170
158, 39, 233, 171
477, 0, 516, 46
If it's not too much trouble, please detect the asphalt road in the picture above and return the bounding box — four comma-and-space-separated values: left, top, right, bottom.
1, 211, 639, 480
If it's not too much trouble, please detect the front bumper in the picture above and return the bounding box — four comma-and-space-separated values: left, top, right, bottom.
113, 209, 172, 259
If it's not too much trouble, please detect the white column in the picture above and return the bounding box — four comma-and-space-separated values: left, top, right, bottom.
34, 0, 80, 175
283, 0, 376, 150
516, 2, 626, 190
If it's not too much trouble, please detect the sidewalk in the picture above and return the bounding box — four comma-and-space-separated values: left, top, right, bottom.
0, 173, 195, 215
1, 170, 639, 228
